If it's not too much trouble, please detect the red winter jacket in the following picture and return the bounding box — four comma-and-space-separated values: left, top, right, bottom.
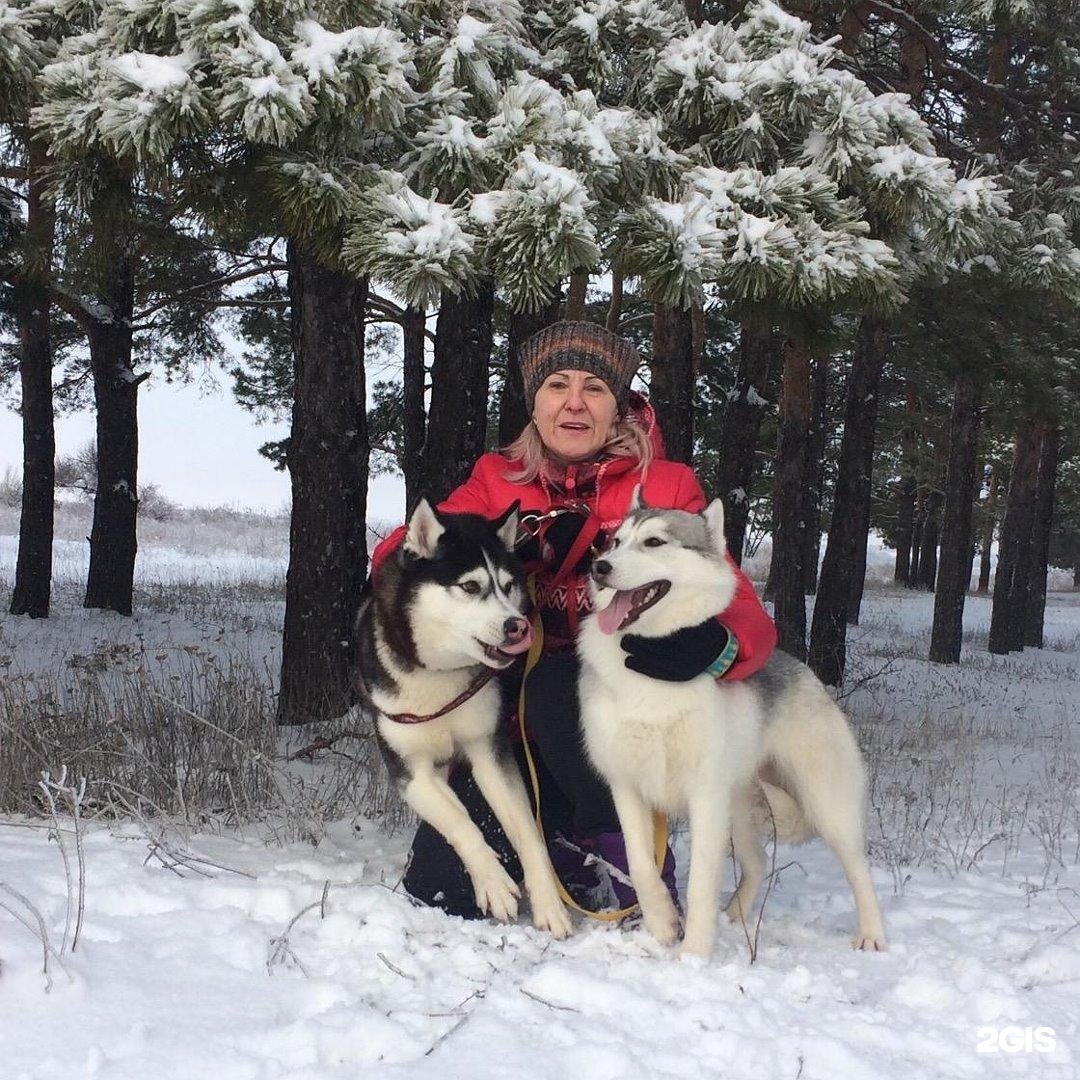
370, 400, 777, 680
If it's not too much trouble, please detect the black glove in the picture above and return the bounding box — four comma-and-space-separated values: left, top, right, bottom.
622, 619, 736, 682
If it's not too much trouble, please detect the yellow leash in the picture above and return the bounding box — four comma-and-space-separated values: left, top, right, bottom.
517, 592, 668, 922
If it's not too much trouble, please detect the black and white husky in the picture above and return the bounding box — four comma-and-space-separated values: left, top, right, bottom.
578, 490, 885, 958
357, 500, 571, 938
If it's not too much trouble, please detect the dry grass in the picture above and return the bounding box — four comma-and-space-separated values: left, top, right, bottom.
0, 645, 406, 844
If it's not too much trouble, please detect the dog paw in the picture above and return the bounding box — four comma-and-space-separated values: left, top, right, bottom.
530, 892, 572, 940
853, 931, 887, 952
679, 937, 714, 960
471, 862, 521, 923
641, 896, 680, 947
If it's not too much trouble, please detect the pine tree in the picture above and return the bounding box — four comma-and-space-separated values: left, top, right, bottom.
1, 0, 58, 618
28, 0, 416, 714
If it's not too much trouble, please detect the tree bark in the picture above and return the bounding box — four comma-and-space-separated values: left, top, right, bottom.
988, 420, 1044, 654
564, 271, 588, 321
425, 284, 495, 503
808, 315, 890, 686
770, 339, 814, 659
84, 174, 140, 616
909, 487, 925, 587
278, 243, 370, 724
606, 265, 624, 332
717, 310, 776, 562
803, 353, 829, 595
499, 299, 561, 447
929, 370, 982, 663
916, 488, 942, 591
402, 306, 426, 515
1024, 425, 1059, 648
977, 465, 999, 594
893, 385, 919, 586
10, 138, 56, 619
650, 302, 695, 465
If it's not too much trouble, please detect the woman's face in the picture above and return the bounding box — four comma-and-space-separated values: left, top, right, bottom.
532, 369, 619, 464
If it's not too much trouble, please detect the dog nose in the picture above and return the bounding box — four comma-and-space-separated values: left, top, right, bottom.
593, 559, 612, 577
504, 616, 529, 641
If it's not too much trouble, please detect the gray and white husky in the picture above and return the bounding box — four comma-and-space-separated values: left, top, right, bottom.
578, 489, 885, 958
357, 500, 571, 939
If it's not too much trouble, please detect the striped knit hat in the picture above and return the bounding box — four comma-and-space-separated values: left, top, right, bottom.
518, 321, 641, 413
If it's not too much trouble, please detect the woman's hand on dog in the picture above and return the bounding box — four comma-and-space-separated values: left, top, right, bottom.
621, 620, 735, 682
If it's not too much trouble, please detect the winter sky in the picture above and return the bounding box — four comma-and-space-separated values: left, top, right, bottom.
0, 368, 409, 524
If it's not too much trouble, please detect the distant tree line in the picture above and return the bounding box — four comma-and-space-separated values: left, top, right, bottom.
1, 0, 1077, 724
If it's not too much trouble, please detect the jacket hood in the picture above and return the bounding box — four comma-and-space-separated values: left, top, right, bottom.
626, 390, 666, 461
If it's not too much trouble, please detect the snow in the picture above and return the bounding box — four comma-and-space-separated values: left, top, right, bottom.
2, 530, 1079, 1077
379, 188, 475, 265
109, 52, 192, 93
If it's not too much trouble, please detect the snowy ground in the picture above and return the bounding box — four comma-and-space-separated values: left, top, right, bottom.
1, 530, 1079, 1079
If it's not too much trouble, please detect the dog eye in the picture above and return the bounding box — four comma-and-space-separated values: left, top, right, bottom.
459, 580, 482, 595
500, 579, 512, 595
644, 537, 666, 548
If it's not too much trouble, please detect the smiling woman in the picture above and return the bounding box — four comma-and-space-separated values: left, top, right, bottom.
368, 319, 777, 924
531, 370, 618, 463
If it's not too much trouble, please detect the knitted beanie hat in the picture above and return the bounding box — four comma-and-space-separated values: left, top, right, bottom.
518, 321, 641, 413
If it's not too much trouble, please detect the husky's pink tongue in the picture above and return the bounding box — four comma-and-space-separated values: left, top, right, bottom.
499, 621, 534, 655
597, 590, 635, 635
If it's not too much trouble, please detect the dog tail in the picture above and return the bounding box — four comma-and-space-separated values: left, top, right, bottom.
753, 780, 816, 845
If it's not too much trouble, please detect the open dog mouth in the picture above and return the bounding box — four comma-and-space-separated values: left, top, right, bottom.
477, 625, 533, 666
595, 580, 671, 634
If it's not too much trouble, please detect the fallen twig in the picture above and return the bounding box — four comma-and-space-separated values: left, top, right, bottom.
520, 987, 580, 1012
377, 951, 414, 980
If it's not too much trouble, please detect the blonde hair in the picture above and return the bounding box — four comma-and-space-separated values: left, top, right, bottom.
501, 416, 654, 485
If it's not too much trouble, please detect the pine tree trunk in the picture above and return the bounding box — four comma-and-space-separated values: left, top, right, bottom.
988, 420, 1044, 655
1024, 426, 1059, 648
650, 302, 695, 465
929, 370, 982, 663
916, 490, 942, 591
606, 266, 624, 332
977, 466, 999, 594
843, 320, 891, 627
909, 488, 924, 587
808, 315, 890, 686
802, 353, 828, 595
847, 515, 871, 624
893, 385, 919, 586
84, 175, 140, 616
10, 139, 56, 619
564, 272, 588, 321
402, 306, 426, 515
717, 310, 776, 562
771, 338, 813, 659
499, 299, 561, 447
425, 284, 495, 503
278, 243, 370, 724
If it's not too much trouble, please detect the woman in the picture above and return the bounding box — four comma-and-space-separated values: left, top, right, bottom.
370, 320, 777, 917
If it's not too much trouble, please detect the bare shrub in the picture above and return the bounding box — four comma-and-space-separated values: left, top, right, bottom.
138, 482, 181, 522
0, 654, 404, 843
0, 466, 21, 508
54, 441, 97, 500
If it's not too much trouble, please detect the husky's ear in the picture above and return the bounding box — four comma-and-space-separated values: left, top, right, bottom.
493, 500, 521, 552
702, 498, 727, 555
402, 499, 445, 560
630, 484, 650, 512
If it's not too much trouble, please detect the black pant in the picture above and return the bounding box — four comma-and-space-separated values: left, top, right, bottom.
401, 650, 618, 917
